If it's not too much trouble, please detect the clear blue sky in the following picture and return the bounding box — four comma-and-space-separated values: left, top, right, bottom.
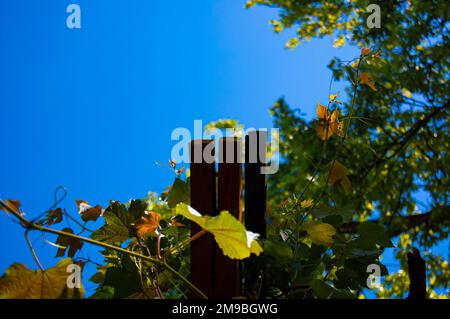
1, 0, 443, 298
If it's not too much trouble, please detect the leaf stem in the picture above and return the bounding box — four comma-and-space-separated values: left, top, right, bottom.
25, 230, 44, 271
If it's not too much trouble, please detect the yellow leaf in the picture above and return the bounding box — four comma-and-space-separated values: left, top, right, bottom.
301, 199, 314, 209
373, 51, 382, 59
316, 122, 334, 140
333, 35, 345, 48
316, 105, 342, 140
316, 103, 330, 120
360, 72, 377, 91
303, 221, 336, 246
135, 211, 161, 237
329, 92, 340, 102
176, 204, 262, 260
0, 258, 84, 299
328, 160, 352, 192
402, 89, 412, 98
361, 47, 371, 56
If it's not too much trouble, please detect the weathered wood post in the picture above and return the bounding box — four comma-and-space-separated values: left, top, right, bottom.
189, 140, 216, 298
244, 130, 267, 298
189, 132, 267, 299
215, 137, 243, 298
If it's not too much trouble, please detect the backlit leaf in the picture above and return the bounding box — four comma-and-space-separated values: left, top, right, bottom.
0, 258, 84, 299
135, 211, 161, 237
55, 228, 84, 258
360, 72, 377, 91
176, 203, 263, 260
76, 200, 103, 222
45, 208, 63, 226
167, 178, 190, 208
302, 221, 336, 246
328, 160, 352, 192
361, 47, 371, 56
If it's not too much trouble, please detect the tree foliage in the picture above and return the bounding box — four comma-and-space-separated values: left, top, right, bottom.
0, 0, 448, 299
247, 0, 449, 297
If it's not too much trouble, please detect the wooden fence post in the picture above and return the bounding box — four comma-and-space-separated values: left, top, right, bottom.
244, 130, 267, 298
407, 248, 427, 299
189, 140, 216, 298
245, 131, 267, 238
189, 133, 267, 299
215, 137, 243, 298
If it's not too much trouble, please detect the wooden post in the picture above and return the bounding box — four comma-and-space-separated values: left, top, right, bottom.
407, 249, 427, 299
245, 131, 267, 238
215, 137, 243, 298
189, 140, 216, 298
244, 131, 267, 298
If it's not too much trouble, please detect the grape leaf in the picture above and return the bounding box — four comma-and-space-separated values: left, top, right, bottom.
167, 178, 190, 208
360, 72, 377, 91
176, 203, 263, 259
44, 208, 63, 226
0, 258, 84, 299
309, 279, 356, 299
302, 221, 336, 246
135, 211, 161, 237
356, 222, 394, 249
91, 200, 145, 244
316, 104, 342, 140
76, 200, 103, 222
55, 228, 84, 258
328, 160, 352, 192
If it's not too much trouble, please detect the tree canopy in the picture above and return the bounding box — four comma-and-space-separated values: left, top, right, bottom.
247, 0, 449, 297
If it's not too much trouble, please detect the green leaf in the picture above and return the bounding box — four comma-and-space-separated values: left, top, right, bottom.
102, 254, 155, 299
176, 203, 263, 259
356, 222, 394, 249
91, 201, 145, 244
309, 279, 356, 299
265, 240, 293, 261
91, 209, 130, 244
0, 258, 84, 299
302, 221, 336, 246
89, 286, 114, 299
167, 178, 190, 208
309, 279, 334, 298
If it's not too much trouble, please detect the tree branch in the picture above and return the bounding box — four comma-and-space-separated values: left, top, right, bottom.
338, 205, 450, 237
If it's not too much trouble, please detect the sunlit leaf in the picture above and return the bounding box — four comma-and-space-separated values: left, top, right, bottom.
176, 203, 262, 259
91, 201, 144, 244
301, 199, 314, 209
361, 47, 371, 56
302, 221, 336, 246
135, 211, 161, 237
0, 258, 84, 299
360, 72, 377, 91
316, 104, 342, 140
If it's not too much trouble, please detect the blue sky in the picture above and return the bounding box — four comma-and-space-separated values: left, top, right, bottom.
1, 0, 444, 298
